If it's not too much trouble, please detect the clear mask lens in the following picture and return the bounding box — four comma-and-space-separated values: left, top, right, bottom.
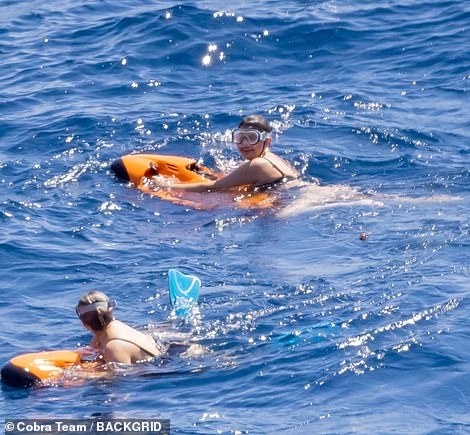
232, 129, 266, 145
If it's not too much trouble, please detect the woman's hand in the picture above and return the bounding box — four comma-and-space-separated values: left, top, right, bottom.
76, 346, 101, 362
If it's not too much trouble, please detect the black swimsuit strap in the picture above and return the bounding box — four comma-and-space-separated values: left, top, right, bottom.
262, 156, 297, 181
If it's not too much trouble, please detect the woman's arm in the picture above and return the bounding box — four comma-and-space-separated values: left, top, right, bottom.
166, 179, 216, 192
89, 335, 99, 349
167, 160, 268, 192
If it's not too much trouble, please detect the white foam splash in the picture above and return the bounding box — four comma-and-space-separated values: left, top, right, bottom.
277, 183, 461, 218
277, 183, 383, 218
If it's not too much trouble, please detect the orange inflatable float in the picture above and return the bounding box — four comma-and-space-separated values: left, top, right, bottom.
110, 154, 275, 210
1, 350, 93, 388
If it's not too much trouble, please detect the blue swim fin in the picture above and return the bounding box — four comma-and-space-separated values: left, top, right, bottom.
168, 269, 201, 316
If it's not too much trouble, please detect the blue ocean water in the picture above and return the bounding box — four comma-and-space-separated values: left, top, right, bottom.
1, 0, 469, 433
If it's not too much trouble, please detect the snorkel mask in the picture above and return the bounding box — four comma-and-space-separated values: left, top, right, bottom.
232, 128, 269, 145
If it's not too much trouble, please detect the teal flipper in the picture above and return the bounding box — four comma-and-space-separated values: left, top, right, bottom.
168, 269, 201, 316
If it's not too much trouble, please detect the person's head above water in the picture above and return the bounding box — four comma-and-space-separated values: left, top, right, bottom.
76, 291, 115, 331
232, 114, 273, 159
238, 114, 272, 133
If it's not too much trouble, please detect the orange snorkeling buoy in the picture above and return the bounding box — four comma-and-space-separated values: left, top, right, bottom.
1, 350, 87, 388
110, 154, 275, 210
110, 154, 217, 185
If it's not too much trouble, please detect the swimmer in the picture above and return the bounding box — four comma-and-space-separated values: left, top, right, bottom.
76, 291, 164, 364
154, 114, 299, 192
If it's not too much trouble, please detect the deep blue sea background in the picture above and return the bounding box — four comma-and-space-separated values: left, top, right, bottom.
1, 0, 469, 433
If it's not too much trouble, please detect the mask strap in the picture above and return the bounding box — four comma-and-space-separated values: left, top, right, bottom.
76, 301, 113, 317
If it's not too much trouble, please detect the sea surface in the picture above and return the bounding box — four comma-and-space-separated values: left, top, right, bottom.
1, 0, 469, 433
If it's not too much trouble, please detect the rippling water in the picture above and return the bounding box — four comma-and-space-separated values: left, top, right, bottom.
1, 0, 469, 433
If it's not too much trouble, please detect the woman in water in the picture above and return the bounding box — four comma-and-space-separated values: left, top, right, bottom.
156, 114, 298, 192
76, 291, 163, 364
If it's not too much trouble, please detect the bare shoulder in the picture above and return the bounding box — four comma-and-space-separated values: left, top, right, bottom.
264, 152, 299, 178
249, 157, 272, 170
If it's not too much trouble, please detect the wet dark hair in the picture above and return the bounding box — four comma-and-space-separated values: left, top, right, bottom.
239, 114, 272, 133
76, 291, 115, 331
